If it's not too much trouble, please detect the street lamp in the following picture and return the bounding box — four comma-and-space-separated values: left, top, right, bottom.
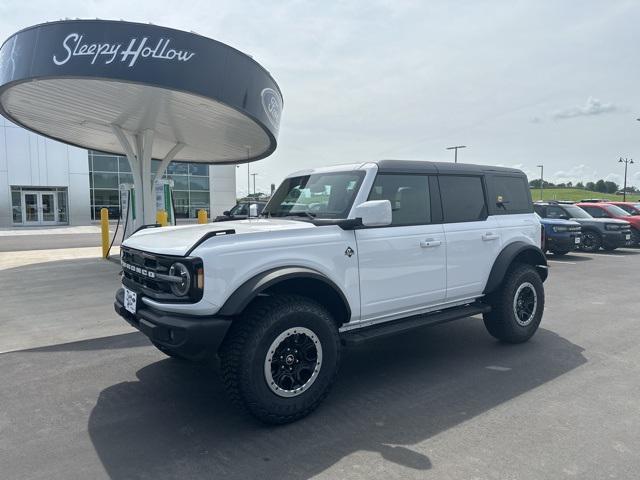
619, 157, 634, 202
536, 165, 544, 200
446, 145, 466, 163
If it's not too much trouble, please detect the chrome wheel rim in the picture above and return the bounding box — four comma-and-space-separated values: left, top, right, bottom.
264, 327, 323, 398
513, 282, 537, 327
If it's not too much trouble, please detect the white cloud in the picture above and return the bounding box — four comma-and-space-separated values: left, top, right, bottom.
552, 97, 618, 120
550, 164, 598, 184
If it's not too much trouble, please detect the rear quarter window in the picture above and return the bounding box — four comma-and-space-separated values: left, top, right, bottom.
487, 175, 533, 215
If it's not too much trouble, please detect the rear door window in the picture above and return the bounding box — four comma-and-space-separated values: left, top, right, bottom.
438, 175, 487, 223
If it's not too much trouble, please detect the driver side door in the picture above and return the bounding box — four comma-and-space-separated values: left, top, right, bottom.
355, 174, 447, 323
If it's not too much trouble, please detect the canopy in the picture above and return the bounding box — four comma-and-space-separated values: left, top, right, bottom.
0, 20, 283, 228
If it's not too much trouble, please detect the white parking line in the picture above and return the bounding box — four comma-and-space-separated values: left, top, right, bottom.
547, 260, 577, 265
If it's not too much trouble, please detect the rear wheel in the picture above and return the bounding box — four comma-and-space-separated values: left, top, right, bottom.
483, 263, 545, 343
580, 230, 602, 252
219, 294, 340, 424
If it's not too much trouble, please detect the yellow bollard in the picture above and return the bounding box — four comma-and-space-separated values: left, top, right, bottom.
100, 208, 109, 258
156, 210, 168, 227
197, 209, 208, 224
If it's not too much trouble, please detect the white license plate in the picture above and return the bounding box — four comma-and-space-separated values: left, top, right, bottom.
124, 287, 137, 314
575, 237, 581, 244
626, 234, 631, 240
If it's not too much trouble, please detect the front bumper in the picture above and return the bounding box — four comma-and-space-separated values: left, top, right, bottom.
114, 288, 232, 360
545, 233, 581, 252
602, 231, 631, 248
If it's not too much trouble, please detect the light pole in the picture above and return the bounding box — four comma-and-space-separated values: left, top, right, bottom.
446, 145, 466, 163
619, 157, 634, 202
251, 173, 258, 194
537, 164, 544, 200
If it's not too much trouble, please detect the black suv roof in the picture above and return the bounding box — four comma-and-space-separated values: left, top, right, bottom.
374, 159, 524, 175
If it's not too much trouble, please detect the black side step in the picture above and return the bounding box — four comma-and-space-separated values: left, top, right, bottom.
340, 303, 491, 346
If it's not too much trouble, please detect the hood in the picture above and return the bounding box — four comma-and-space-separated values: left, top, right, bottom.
572, 217, 629, 226
539, 218, 581, 227
122, 218, 315, 256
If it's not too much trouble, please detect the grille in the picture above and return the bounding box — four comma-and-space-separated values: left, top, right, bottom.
120, 247, 172, 297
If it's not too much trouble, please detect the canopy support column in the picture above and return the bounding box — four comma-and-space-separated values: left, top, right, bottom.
154, 142, 185, 182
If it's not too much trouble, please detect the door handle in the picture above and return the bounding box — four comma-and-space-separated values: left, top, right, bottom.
420, 239, 442, 248
482, 233, 499, 241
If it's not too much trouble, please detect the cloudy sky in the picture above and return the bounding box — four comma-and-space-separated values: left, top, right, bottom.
1, 0, 640, 195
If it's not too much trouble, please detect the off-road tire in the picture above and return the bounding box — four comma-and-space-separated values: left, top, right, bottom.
580, 230, 602, 252
550, 248, 570, 256
219, 294, 340, 424
602, 245, 618, 251
483, 263, 544, 344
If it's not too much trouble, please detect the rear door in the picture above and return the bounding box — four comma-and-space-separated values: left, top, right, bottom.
355, 174, 446, 322
439, 175, 502, 301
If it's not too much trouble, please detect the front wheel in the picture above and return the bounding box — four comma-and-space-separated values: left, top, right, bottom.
219, 294, 340, 424
483, 263, 545, 343
550, 248, 570, 256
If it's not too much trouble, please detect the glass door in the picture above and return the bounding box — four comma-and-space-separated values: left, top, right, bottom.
23, 192, 40, 224
21, 191, 59, 225
40, 193, 57, 224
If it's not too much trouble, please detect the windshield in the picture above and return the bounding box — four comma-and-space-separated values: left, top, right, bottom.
605, 205, 631, 217
563, 205, 592, 219
229, 203, 248, 215
264, 171, 365, 219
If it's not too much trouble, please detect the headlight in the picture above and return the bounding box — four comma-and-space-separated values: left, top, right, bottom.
168, 262, 191, 296
605, 224, 621, 231
552, 226, 569, 232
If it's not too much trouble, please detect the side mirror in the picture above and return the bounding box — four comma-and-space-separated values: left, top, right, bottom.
353, 200, 392, 227
249, 204, 258, 217
223, 210, 230, 216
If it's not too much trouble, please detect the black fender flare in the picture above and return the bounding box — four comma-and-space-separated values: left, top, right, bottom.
217, 266, 351, 318
483, 242, 548, 295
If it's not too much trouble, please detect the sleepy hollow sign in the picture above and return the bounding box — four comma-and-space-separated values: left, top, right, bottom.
52, 33, 196, 67
0, 20, 283, 164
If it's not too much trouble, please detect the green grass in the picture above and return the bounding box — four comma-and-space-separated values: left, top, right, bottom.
530, 188, 640, 203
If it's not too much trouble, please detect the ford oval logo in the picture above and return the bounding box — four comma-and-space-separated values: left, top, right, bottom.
261, 88, 282, 131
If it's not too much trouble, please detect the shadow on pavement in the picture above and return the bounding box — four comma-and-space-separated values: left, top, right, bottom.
88, 320, 586, 479
547, 253, 592, 262
21, 332, 148, 353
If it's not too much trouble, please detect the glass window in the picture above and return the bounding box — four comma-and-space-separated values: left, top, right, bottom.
605, 205, 630, 217
439, 175, 487, 223
189, 191, 210, 207
488, 175, 532, 214
118, 158, 131, 172
167, 162, 188, 175
92, 155, 118, 172
581, 206, 606, 218
562, 205, 592, 219
264, 172, 365, 219
546, 206, 567, 219
189, 164, 209, 176
189, 176, 209, 191
57, 191, 68, 223
171, 175, 189, 190
93, 189, 120, 206
92, 172, 119, 189
11, 191, 22, 223
119, 173, 134, 186
368, 174, 431, 226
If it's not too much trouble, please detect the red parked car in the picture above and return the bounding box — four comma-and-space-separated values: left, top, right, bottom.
576, 202, 640, 246
607, 201, 640, 216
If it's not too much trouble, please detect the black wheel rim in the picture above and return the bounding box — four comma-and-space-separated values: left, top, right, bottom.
264, 327, 322, 398
513, 282, 537, 326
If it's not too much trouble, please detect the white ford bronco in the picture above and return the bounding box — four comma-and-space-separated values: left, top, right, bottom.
115, 160, 548, 423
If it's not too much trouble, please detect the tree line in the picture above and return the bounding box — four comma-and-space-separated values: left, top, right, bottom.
529, 179, 638, 194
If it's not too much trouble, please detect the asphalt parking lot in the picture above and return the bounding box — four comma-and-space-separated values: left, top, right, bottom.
1, 246, 639, 479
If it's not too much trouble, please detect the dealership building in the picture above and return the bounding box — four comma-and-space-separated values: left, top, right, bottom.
0, 118, 237, 227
